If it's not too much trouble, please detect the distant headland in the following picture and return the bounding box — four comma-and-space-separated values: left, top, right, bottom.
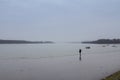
82, 39, 120, 44
0, 39, 54, 44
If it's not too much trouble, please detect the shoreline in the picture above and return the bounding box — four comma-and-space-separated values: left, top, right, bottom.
102, 71, 120, 80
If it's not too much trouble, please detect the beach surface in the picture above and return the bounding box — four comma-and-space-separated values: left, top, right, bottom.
0, 51, 120, 80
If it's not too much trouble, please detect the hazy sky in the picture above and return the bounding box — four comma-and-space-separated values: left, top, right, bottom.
0, 0, 120, 42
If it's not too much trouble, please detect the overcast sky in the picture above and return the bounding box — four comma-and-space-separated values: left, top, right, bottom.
0, 0, 120, 42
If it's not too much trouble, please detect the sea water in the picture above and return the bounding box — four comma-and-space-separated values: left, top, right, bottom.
0, 43, 120, 80
0, 43, 119, 60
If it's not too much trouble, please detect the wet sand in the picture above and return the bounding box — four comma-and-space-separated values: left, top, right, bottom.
0, 52, 120, 80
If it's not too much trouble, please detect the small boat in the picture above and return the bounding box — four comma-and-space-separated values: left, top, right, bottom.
85, 46, 91, 49
112, 45, 117, 47
102, 45, 106, 47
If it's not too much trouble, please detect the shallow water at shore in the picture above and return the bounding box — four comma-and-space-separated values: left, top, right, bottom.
0, 44, 120, 80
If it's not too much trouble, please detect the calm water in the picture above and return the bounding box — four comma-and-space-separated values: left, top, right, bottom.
0, 43, 120, 60
0, 43, 120, 80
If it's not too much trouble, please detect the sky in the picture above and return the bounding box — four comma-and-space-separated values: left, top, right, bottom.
0, 0, 120, 42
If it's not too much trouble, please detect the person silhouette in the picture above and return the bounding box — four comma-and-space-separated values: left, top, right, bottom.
79, 49, 82, 61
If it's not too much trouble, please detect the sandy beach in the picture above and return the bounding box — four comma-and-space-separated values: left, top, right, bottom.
0, 51, 120, 80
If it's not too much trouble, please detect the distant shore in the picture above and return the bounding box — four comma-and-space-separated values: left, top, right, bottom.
82, 39, 120, 44
0, 39, 54, 44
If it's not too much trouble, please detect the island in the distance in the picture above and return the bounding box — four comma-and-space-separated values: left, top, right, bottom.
82, 39, 120, 44
0, 39, 54, 44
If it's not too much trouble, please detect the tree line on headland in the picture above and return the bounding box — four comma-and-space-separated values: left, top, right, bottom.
0, 39, 54, 44
82, 39, 120, 44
